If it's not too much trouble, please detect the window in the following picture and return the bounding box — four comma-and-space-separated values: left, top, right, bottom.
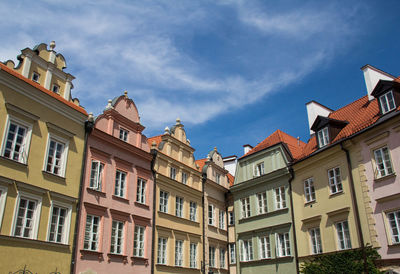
176, 196, 183, 218
328, 167, 342, 194
336, 220, 351, 250
119, 128, 128, 142
45, 136, 67, 176
229, 243, 236, 264
241, 197, 251, 218
136, 178, 146, 204
220, 248, 226, 269
387, 210, 400, 244
374, 147, 394, 178
216, 173, 221, 184
317, 127, 329, 148
274, 186, 287, 209
110, 220, 124, 254
32, 72, 40, 82
379, 90, 396, 114
276, 232, 291, 257
89, 160, 104, 191
170, 166, 176, 180
0, 186, 8, 230
309, 228, 322, 254
84, 215, 100, 251
304, 178, 316, 203
190, 242, 197, 268
13, 196, 41, 239
259, 236, 271, 259
157, 237, 167, 264
209, 246, 216, 267
2, 118, 31, 164
159, 191, 169, 213
254, 162, 265, 177
219, 210, 225, 229
134, 225, 145, 257
115, 170, 126, 198
208, 204, 215, 225
175, 240, 183, 266
48, 204, 70, 244
257, 192, 267, 214
51, 84, 60, 94
190, 201, 197, 221
228, 211, 234, 225
240, 239, 253, 262
182, 172, 188, 184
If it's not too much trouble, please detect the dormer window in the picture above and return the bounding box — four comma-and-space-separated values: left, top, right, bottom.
32, 72, 40, 83
52, 84, 60, 94
317, 127, 329, 148
119, 128, 128, 142
254, 162, 265, 177
379, 90, 396, 114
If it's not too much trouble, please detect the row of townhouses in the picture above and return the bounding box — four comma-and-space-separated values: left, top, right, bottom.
0, 43, 398, 274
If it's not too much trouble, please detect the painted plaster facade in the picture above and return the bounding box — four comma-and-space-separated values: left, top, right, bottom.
0, 43, 87, 273
149, 119, 203, 274
74, 94, 154, 274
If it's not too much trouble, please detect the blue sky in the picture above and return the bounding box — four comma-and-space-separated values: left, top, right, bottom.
1, 0, 399, 160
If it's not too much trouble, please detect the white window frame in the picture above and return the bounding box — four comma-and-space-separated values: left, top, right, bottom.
209, 246, 216, 267
110, 220, 124, 254
254, 162, 265, 177
46, 200, 72, 244
259, 235, 271, 259
157, 237, 167, 264
336, 220, 352, 250
134, 225, 145, 257
1, 115, 33, 164
219, 210, 225, 229
257, 192, 267, 214
276, 232, 291, 257
175, 240, 183, 266
182, 172, 188, 184
328, 167, 343, 194
220, 248, 226, 269
374, 146, 394, 178
229, 243, 236, 264
241, 197, 251, 218
11, 191, 42, 239
190, 242, 197, 268
119, 128, 128, 142
170, 166, 176, 180
317, 127, 329, 148
190, 201, 197, 222
43, 134, 69, 177
208, 204, 215, 225
114, 170, 127, 198
228, 211, 234, 226
83, 214, 100, 251
274, 186, 287, 209
379, 90, 396, 114
176, 196, 183, 218
0, 186, 8, 230
240, 239, 253, 262
136, 178, 146, 204
387, 210, 400, 244
89, 160, 104, 191
309, 227, 323, 254
304, 178, 316, 203
159, 190, 169, 213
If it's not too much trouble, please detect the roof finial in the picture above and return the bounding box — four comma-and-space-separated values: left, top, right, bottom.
164, 126, 170, 135
49, 41, 56, 51
88, 112, 94, 122
105, 99, 113, 110
297, 136, 300, 146
124, 90, 128, 98
214, 147, 217, 151
176, 117, 181, 125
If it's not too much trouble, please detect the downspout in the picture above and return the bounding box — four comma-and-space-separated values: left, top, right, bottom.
340, 143, 367, 273
288, 166, 300, 274
202, 172, 207, 274
225, 191, 230, 274
150, 148, 158, 274
71, 118, 94, 274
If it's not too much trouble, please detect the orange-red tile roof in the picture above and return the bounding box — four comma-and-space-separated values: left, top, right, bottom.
227, 172, 235, 187
195, 158, 207, 171
240, 129, 306, 160
0, 62, 87, 115
147, 135, 162, 148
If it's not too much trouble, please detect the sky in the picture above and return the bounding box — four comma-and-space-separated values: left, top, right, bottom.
1, 0, 399, 160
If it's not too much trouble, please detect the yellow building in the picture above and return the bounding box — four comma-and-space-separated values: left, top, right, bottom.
148, 119, 203, 274
0, 42, 87, 273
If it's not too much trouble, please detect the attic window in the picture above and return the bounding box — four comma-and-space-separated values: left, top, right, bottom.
119, 128, 128, 142
379, 90, 396, 114
317, 127, 329, 148
32, 72, 40, 83
52, 84, 60, 94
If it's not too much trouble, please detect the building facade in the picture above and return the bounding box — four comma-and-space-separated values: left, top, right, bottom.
231, 130, 304, 274
0, 42, 87, 273
149, 119, 203, 274
74, 93, 154, 273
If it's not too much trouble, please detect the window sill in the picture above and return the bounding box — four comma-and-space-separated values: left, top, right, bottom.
87, 187, 106, 197
131, 256, 149, 265
239, 208, 288, 223
0, 235, 69, 248
135, 201, 149, 209
158, 211, 200, 225
42, 170, 66, 180
80, 249, 103, 260
388, 242, 400, 247
329, 191, 344, 198
304, 200, 316, 206
0, 156, 28, 167
374, 173, 396, 183
107, 253, 128, 263
112, 195, 129, 203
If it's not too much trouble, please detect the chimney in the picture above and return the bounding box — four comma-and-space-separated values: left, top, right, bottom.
223, 155, 237, 176
306, 101, 333, 134
243, 144, 253, 154
361, 64, 395, 101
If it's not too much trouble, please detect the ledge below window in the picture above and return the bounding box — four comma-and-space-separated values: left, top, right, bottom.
42, 170, 66, 180
131, 256, 149, 266
112, 195, 130, 203
374, 173, 396, 183
80, 249, 103, 260
0, 156, 28, 167
87, 187, 106, 197
135, 201, 150, 209
107, 253, 128, 263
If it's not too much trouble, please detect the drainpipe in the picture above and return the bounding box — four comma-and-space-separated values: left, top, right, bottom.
340, 143, 367, 273
71, 118, 94, 274
202, 172, 207, 274
288, 166, 300, 274
150, 148, 158, 274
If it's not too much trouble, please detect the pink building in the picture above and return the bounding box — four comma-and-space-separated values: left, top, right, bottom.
74, 93, 154, 274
